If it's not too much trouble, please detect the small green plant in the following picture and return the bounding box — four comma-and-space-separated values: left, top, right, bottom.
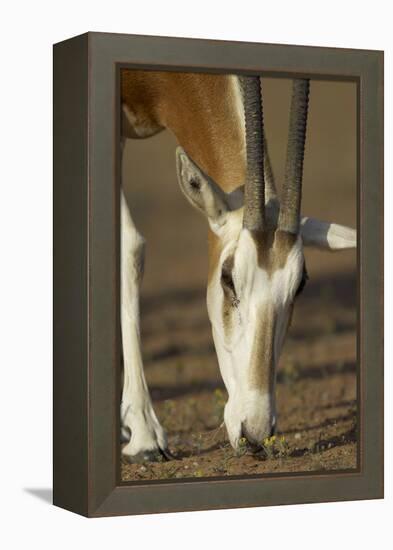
261, 435, 290, 460
261, 435, 277, 459
235, 436, 248, 458
276, 435, 290, 458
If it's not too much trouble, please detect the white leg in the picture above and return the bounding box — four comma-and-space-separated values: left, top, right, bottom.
120, 186, 168, 461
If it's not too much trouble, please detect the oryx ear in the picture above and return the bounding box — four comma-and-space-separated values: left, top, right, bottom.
301, 217, 357, 250
176, 147, 229, 228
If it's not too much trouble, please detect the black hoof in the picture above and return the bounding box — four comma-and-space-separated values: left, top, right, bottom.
123, 448, 173, 464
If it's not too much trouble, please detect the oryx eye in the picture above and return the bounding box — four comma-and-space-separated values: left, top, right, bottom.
189, 177, 201, 191
295, 265, 309, 297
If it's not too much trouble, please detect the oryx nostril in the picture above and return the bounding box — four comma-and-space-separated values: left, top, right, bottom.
242, 422, 266, 448
241, 413, 275, 449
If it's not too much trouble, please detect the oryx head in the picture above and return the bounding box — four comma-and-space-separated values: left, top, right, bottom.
176, 77, 356, 450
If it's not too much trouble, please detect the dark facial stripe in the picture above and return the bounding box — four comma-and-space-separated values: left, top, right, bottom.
249, 305, 276, 394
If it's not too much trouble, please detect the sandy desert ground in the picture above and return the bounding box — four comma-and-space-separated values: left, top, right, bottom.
120, 76, 358, 481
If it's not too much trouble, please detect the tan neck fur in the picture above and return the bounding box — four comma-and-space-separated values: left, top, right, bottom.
121, 70, 246, 193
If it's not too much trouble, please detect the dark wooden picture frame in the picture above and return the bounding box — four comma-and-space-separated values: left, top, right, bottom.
53, 32, 383, 517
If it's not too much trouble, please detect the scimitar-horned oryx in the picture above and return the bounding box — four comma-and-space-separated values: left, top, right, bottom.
120, 71, 356, 462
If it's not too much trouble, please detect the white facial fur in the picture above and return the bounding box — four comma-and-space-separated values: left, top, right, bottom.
207, 212, 305, 448
176, 147, 356, 450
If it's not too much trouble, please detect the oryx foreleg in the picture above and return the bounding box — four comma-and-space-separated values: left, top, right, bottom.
120, 186, 168, 461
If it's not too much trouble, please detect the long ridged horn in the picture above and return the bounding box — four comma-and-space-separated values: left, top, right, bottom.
264, 137, 277, 204
278, 78, 310, 234
241, 76, 265, 231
